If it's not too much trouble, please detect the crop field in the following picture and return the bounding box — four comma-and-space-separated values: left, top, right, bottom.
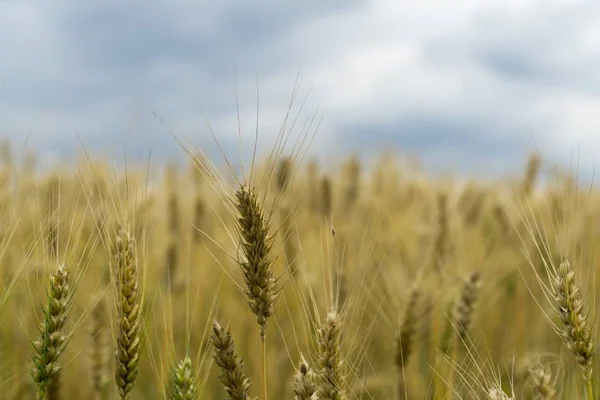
0, 128, 597, 400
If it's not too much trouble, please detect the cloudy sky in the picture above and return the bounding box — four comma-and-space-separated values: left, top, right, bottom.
1, 0, 599, 178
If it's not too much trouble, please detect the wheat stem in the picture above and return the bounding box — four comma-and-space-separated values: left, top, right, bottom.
261, 335, 268, 400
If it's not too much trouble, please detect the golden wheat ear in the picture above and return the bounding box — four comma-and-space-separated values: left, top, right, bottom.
31, 263, 74, 400
112, 227, 143, 400
454, 270, 481, 345
234, 184, 279, 338
395, 286, 421, 400
233, 184, 277, 400
315, 311, 347, 400
210, 320, 252, 400
553, 258, 594, 396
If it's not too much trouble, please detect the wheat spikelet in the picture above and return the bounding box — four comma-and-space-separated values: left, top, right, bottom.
316, 311, 346, 400
211, 321, 251, 400
528, 364, 555, 400
169, 356, 196, 400
112, 228, 142, 399
31, 263, 74, 399
234, 185, 278, 338
454, 271, 481, 344
293, 354, 316, 400
554, 259, 594, 383
396, 287, 421, 369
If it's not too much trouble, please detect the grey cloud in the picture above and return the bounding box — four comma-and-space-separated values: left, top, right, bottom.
426, 6, 600, 91
1, 1, 599, 177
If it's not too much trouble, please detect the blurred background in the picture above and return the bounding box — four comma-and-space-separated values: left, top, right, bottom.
1, 1, 600, 400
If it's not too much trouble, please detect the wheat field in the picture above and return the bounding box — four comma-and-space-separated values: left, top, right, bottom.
0, 129, 597, 400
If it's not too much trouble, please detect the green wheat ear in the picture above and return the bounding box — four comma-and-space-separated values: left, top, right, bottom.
169, 356, 197, 400
31, 263, 74, 400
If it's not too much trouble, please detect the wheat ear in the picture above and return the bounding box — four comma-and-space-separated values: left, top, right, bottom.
234, 185, 278, 336
234, 185, 278, 400
454, 271, 481, 344
294, 354, 317, 400
112, 228, 142, 399
31, 263, 74, 400
528, 364, 555, 400
316, 311, 346, 400
554, 259, 594, 398
169, 356, 197, 400
395, 287, 420, 399
211, 321, 251, 400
